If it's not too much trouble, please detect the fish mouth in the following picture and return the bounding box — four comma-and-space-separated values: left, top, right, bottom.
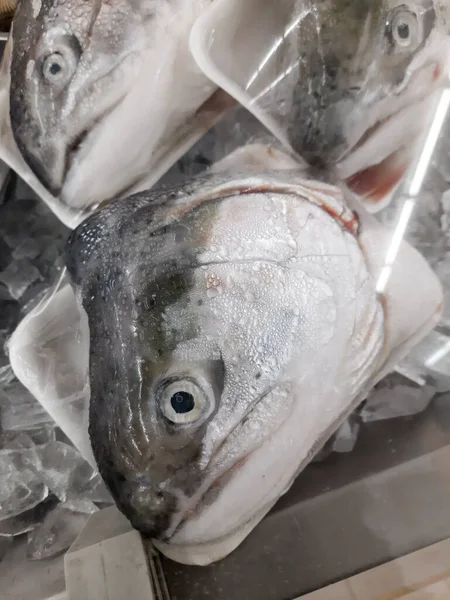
338, 97, 433, 205
59, 90, 132, 206
344, 146, 410, 204
61, 112, 113, 200
65, 129, 90, 180
337, 62, 443, 205
161, 384, 295, 544
168, 452, 254, 539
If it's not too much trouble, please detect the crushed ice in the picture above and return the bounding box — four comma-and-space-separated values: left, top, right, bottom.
0, 173, 112, 563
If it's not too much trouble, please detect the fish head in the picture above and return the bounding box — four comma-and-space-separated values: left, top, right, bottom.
287, 0, 448, 201
65, 155, 387, 560
9, 0, 217, 209
9, 0, 145, 198
65, 145, 443, 564
190, 0, 449, 205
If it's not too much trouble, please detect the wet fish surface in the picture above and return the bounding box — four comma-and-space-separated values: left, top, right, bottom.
65, 145, 442, 565
191, 0, 450, 206
287, 0, 450, 202
8, 0, 215, 209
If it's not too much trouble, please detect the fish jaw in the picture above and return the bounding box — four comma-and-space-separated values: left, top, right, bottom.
9, 0, 216, 208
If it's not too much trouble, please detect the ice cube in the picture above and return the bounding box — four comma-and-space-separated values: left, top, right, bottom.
0, 426, 55, 449
25, 441, 91, 502
331, 416, 361, 453
311, 414, 362, 462
12, 238, 40, 261
0, 496, 58, 537
0, 379, 53, 431
401, 330, 450, 393
64, 459, 111, 504
63, 499, 99, 514
75, 473, 114, 505
0, 259, 42, 300
3, 432, 36, 450
311, 443, 333, 463
0, 446, 48, 521
23, 441, 106, 504
0, 364, 15, 386
27, 502, 97, 560
28, 425, 56, 446
361, 373, 436, 422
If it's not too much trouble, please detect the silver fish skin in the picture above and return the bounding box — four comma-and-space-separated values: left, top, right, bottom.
65, 145, 442, 565
286, 0, 450, 200
8, 0, 214, 209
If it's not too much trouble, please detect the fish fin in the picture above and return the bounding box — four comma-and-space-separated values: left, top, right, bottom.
7, 282, 95, 465
189, 0, 297, 151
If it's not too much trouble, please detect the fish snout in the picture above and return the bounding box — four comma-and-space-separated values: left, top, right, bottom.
114, 476, 178, 538
287, 97, 350, 166
10, 122, 68, 196
286, 59, 358, 166
9, 92, 69, 196
23, 141, 68, 197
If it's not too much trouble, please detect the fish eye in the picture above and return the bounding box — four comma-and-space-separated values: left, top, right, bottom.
159, 379, 213, 425
42, 53, 66, 81
387, 6, 421, 51
39, 35, 81, 87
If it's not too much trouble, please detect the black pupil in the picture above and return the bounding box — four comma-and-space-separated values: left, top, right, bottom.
49, 62, 61, 75
397, 22, 410, 39
171, 391, 195, 414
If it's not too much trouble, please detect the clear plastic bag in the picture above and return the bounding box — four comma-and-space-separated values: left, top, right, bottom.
8, 133, 444, 565
0, 0, 232, 228
5, 0, 450, 567
191, 0, 450, 209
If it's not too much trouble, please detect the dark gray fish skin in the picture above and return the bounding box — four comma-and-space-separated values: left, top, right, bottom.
65, 178, 225, 536
287, 0, 437, 164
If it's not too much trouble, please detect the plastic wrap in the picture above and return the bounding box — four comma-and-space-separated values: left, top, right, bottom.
4, 0, 450, 569
0, 0, 233, 228
191, 0, 450, 208
8, 276, 94, 466
8, 125, 446, 566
